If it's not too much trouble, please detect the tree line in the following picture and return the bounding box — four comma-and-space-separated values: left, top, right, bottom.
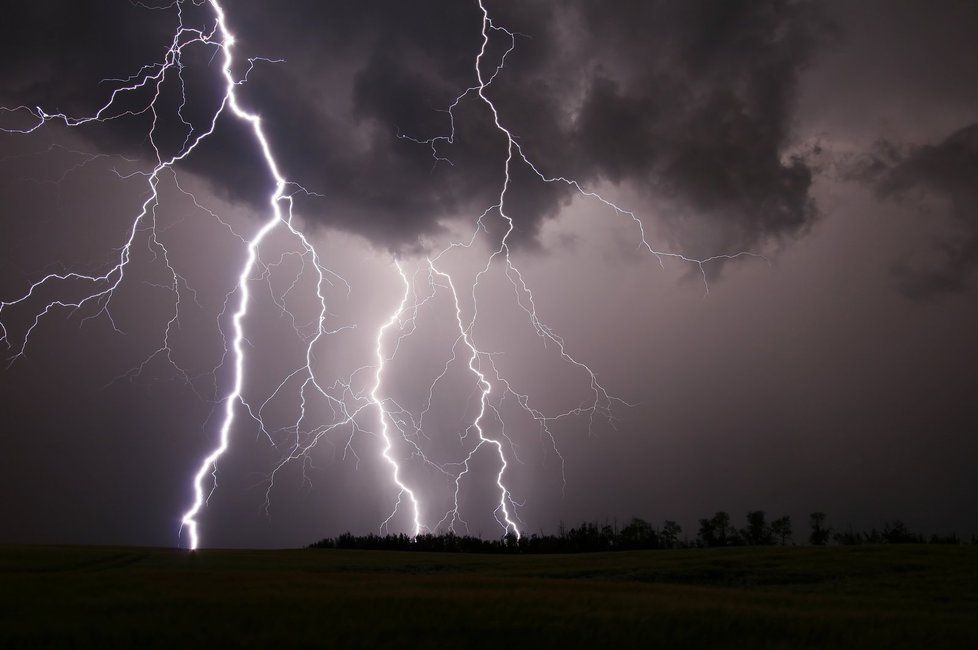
696, 511, 962, 547
309, 511, 971, 553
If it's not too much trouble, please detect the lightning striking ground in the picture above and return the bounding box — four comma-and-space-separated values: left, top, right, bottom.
371, 262, 424, 537
0, 0, 762, 547
0, 0, 352, 549
388, 0, 766, 537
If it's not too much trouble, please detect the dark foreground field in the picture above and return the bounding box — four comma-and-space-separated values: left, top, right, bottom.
1, 544, 976, 648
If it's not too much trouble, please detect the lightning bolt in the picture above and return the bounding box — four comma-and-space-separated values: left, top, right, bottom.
370, 262, 424, 537
389, 1, 767, 538
0, 0, 350, 550
0, 0, 764, 548
427, 261, 519, 537
175, 1, 347, 550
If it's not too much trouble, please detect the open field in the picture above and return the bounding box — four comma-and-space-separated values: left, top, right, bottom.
1, 544, 976, 648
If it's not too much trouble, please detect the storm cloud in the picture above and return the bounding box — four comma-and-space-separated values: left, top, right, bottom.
876, 125, 978, 298
844, 124, 978, 298
2, 1, 977, 549
2, 0, 832, 260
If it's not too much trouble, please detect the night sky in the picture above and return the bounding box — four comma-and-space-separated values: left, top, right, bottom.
0, 0, 976, 548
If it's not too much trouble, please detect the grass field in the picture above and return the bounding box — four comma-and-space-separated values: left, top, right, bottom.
1, 544, 976, 648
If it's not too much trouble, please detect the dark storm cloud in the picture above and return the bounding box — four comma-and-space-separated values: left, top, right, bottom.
559, 0, 832, 260
846, 124, 978, 299
1, 1, 831, 257
0, 2, 265, 195
882, 125, 978, 298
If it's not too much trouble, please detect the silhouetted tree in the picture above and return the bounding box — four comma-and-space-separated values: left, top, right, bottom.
661, 520, 682, 549
882, 520, 925, 544
698, 518, 716, 546
743, 511, 774, 545
699, 511, 734, 547
809, 512, 831, 545
714, 511, 733, 546
771, 516, 792, 545
833, 525, 863, 546
620, 518, 655, 549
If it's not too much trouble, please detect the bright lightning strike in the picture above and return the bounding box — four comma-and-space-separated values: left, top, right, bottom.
389, 0, 766, 538
427, 261, 519, 537
371, 262, 424, 537
177, 0, 331, 552
0, 0, 345, 550
0, 0, 763, 548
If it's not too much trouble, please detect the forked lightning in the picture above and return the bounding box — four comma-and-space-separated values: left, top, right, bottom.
0, 0, 759, 547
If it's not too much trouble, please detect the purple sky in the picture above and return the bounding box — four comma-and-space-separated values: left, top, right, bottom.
0, 0, 976, 548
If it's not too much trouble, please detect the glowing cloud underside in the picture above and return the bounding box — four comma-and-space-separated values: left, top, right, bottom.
0, 0, 759, 548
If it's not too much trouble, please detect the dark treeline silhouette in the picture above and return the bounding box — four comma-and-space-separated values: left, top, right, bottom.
310, 519, 684, 554
696, 510, 793, 547
834, 521, 960, 545
806, 513, 965, 546
309, 511, 974, 553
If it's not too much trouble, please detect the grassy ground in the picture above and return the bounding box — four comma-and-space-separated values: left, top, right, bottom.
1, 544, 976, 648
